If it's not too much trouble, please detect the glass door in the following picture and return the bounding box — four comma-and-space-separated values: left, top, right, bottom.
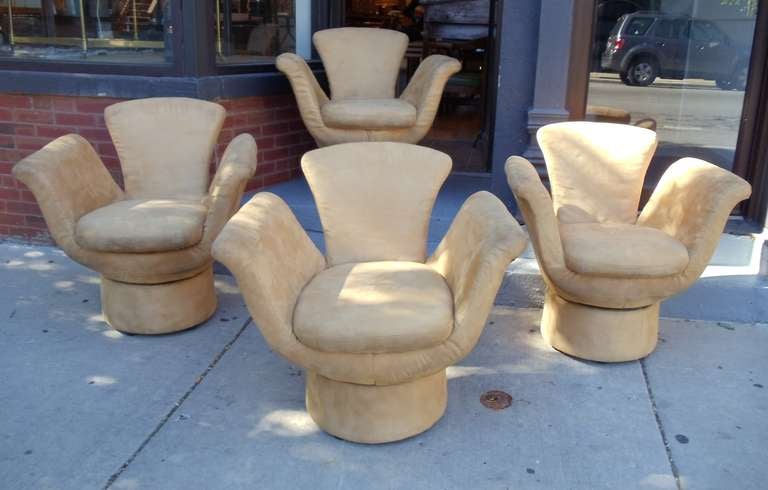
586, 0, 759, 199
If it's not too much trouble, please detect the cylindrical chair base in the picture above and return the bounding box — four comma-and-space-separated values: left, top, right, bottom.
306, 369, 447, 444
101, 266, 217, 335
541, 293, 659, 362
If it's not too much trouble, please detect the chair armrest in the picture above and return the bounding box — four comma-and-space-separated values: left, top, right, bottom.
212, 193, 326, 358
201, 133, 257, 246
427, 191, 527, 354
276, 53, 329, 130
12, 134, 123, 250
637, 157, 751, 275
400, 54, 461, 127
505, 156, 566, 272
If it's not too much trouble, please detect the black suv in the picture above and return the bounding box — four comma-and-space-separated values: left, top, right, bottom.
601, 12, 750, 90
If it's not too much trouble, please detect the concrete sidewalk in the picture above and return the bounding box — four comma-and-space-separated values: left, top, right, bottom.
1, 241, 766, 490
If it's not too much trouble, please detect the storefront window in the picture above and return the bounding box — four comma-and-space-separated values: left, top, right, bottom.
587, 0, 758, 183
0, 0, 171, 64
216, 0, 312, 64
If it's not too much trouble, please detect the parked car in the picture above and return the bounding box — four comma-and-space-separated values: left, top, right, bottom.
601, 12, 750, 90
591, 0, 642, 71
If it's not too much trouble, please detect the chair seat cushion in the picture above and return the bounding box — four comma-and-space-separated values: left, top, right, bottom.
321, 99, 417, 129
75, 199, 207, 253
293, 261, 454, 354
560, 223, 690, 278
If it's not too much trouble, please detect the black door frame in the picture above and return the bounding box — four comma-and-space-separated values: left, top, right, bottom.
732, 1, 768, 226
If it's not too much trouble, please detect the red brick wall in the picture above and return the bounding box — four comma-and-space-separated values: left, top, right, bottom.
0, 93, 314, 243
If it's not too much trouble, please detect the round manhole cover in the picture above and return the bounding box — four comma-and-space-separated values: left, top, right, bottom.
480, 390, 512, 410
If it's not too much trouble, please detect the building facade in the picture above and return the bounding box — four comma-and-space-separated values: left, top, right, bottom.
0, 0, 766, 242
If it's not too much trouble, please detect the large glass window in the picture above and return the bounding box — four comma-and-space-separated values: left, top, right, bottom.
0, 0, 171, 63
216, 0, 312, 65
588, 0, 758, 186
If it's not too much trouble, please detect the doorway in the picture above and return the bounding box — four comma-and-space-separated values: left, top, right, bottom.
342, 0, 494, 173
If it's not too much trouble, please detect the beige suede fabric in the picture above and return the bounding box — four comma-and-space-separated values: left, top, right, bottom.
538, 121, 657, 224
560, 222, 689, 278
212, 143, 527, 441
105, 98, 226, 199
302, 143, 451, 266
13, 100, 257, 333
313, 28, 408, 100
213, 188, 526, 386
213, 149, 526, 441
506, 150, 750, 309
276, 28, 461, 146
321, 99, 418, 129
294, 261, 453, 354
75, 199, 207, 253
306, 370, 447, 444
506, 121, 751, 361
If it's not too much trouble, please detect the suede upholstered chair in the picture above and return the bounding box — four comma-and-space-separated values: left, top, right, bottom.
506, 121, 751, 362
276, 27, 461, 147
212, 142, 527, 443
13, 98, 257, 335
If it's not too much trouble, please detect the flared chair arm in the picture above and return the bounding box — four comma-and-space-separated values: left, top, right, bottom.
427, 191, 527, 356
201, 133, 258, 246
637, 157, 751, 279
276, 53, 330, 130
12, 134, 124, 252
505, 156, 567, 273
211, 192, 326, 362
400, 55, 462, 128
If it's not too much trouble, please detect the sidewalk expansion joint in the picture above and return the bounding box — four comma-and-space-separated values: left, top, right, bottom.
640, 358, 682, 490
102, 318, 253, 489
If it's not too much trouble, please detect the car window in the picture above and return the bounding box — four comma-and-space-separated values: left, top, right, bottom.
654, 19, 688, 39
690, 21, 725, 43
609, 17, 624, 37
623, 17, 654, 36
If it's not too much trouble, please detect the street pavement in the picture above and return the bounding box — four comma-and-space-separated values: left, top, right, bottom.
587, 74, 745, 169
0, 235, 766, 489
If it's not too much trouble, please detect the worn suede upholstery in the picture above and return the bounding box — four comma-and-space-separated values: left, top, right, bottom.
276, 28, 461, 146
320, 99, 418, 129
294, 261, 454, 354
313, 27, 407, 100
302, 142, 451, 265
75, 199, 208, 253
506, 121, 751, 362
212, 142, 527, 443
560, 222, 690, 278
105, 98, 226, 199
13, 98, 257, 334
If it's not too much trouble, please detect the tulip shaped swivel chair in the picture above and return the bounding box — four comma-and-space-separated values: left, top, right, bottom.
276, 27, 461, 147
506, 122, 751, 362
13, 98, 257, 335
212, 142, 527, 443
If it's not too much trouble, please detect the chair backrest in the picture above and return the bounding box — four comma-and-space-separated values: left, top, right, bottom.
105, 98, 226, 199
302, 142, 451, 266
313, 27, 408, 100
537, 121, 657, 224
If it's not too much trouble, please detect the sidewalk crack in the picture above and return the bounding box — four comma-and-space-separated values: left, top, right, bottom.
103, 318, 252, 489
640, 358, 682, 490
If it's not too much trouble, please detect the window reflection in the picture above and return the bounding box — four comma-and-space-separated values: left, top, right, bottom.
216, 0, 298, 64
588, 0, 757, 180
0, 0, 170, 63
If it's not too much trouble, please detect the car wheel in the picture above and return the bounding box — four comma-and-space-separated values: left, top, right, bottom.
730, 62, 748, 91
716, 79, 733, 90
627, 58, 657, 87
620, 71, 634, 86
